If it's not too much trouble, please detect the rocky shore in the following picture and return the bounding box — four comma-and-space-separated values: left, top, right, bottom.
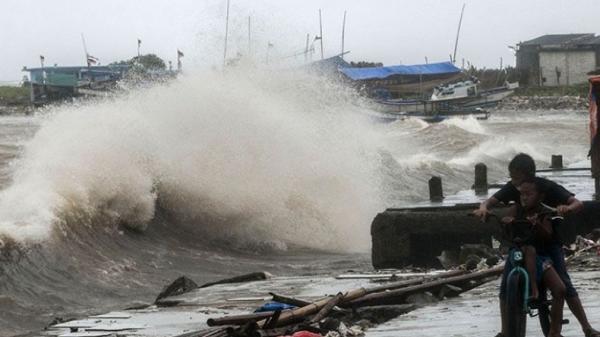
496, 95, 588, 111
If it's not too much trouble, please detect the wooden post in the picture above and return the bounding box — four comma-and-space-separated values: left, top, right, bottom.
550, 155, 563, 169
474, 163, 488, 194
429, 176, 444, 202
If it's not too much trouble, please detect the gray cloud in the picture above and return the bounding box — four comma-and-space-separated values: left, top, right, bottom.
1, 0, 598, 81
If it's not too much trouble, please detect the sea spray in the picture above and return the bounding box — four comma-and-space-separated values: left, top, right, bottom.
0, 68, 384, 251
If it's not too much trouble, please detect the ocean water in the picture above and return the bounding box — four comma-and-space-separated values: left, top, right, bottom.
0, 69, 590, 335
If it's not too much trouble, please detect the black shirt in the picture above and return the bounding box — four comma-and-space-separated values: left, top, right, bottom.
492, 177, 574, 207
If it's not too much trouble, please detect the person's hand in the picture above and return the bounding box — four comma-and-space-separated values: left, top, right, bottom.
501, 216, 514, 225
556, 205, 570, 216
473, 208, 490, 222
526, 214, 538, 225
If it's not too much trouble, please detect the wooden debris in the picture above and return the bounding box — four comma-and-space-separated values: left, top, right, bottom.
200, 272, 272, 288
268, 293, 312, 307
207, 312, 275, 327
206, 265, 503, 337
155, 276, 199, 303
308, 292, 344, 323
348, 265, 503, 307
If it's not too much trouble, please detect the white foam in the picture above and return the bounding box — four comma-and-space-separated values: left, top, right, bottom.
0, 69, 384, 252
441, 115, 487, 135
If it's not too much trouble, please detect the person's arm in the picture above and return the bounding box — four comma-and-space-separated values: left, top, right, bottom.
556, 196, 584, 215
473, 182, 516, 221
473, 196, 500, 220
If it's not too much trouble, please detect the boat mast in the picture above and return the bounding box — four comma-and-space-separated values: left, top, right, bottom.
452, 3, 466, 64
341, 10, 347, 59
305, 34, 310, 62
319, 9, 324, 60
81, 33, 89, 65
223, 0, 231, 67
248, 16, 251, 56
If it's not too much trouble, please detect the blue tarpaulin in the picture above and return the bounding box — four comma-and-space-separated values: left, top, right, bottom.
339, 61, 461, 81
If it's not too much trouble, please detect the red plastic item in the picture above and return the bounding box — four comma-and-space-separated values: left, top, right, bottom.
279, 331, 323, 337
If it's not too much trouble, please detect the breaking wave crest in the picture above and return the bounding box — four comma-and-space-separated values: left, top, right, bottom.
0, 69, 384, 251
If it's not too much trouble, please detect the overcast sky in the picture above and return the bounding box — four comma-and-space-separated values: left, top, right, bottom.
1, 0, 599, 82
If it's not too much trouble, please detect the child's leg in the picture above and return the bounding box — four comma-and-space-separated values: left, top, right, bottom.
522, 245, 539, 299
543, 266, 567, 337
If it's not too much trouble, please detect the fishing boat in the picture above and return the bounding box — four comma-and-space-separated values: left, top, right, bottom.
375, 79, 517, 114
368, 107, 489, 124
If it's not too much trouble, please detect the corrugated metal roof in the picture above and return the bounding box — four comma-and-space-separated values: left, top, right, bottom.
521, 34, 599, 46
339, 61, 461, 81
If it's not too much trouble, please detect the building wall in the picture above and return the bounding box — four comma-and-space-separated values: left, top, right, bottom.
539, 50, 596, 86
516, 46, 540, 86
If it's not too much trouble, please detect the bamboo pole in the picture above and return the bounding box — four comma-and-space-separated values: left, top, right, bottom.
365, 269, 465, 294
207, 311, 274, 326
349, 265, 503, 307
309, 292, 344, 323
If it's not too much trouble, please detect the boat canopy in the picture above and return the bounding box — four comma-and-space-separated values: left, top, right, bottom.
339, 61, 461, 81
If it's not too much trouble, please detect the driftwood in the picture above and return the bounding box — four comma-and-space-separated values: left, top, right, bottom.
208, 312, 275, 326
269, 288, 368, 327
365, 269, 465, 294
208, 288, 368, 327
268, 292, 312, 307
201, 272, 272, 288
155, 276, 199, 303
308, 292, 344, 323
207, 268, 469, 327
348, 265, 504, 307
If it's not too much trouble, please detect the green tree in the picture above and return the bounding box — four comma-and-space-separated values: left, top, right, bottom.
111, 54, 166, 71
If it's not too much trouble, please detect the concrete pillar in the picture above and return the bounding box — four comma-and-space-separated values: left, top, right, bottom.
550, 155, 563, 169
474, 163, 488, 194
429, 176, 444, 202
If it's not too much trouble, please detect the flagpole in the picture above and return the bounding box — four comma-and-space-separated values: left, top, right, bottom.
40, 55, 45, 98
304, 34, 310, 62
341, 10, 347, 60
248, 16, 251, 56
319, 9, 324, 60
223, 0, 230, 67
81, 33, 89, 66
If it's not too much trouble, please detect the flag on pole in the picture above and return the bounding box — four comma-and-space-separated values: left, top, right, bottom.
137, 38, 142, 46
177, 49, 184, 58
40, 55, 45, 62
314, 36, 322, 41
